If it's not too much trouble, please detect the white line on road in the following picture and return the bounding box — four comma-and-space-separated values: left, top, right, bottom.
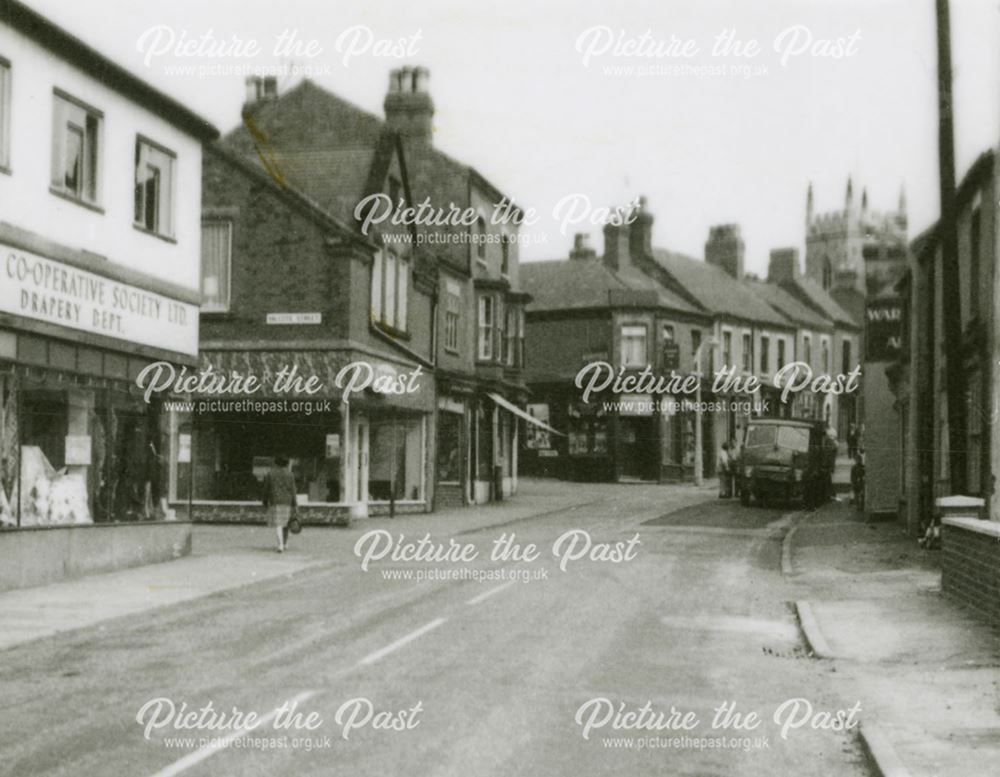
465, 580, 516, 605
147, 689, 317, 777
357, 617, 447, 666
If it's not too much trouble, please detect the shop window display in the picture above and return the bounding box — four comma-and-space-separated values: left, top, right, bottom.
0, 376, 169, 528
368, 414, 424, 502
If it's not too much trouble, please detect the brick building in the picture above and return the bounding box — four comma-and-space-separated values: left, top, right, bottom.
521, 234, 712, 482
191, 70, 533, 515
895, 149, 1000, 623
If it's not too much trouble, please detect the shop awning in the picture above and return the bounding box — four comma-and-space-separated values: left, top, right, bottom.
487, 392, 565, 436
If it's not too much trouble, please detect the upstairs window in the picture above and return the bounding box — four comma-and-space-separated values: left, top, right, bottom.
0, 59, 9, 170
371, 248, 409, 332
741, 332, 752, 372
803, 335, 812, 366
501, 234, 510, 276
134, 137, 176, 238
478, 295, 494, 360
475, 216, 487, 263
51, 91, 101, 206
620, 325, 647, 368
201, 221, 232, 312
444, 280, 461, 353
777, 338, 786, 370
821, 338, 831, 373
841, 340, 851, 374
760, 335, 770, 374
721, 331, 732, 366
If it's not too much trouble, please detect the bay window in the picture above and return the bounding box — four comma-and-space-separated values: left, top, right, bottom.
371, 248, 409, 332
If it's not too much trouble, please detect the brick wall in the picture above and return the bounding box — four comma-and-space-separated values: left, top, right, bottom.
942, 520, 1000, 624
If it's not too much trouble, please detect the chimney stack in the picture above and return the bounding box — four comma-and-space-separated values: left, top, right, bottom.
243, 76, 279, 112
570, 233, 596, 261
627, 196, 653, 259
384, 66, 434, 144
603, 222, 630, 271
705, 224, 745, 279
768, 247, 800, 284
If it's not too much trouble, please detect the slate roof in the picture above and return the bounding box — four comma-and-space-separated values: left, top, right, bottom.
522, 260, 628, 312
222, 79, 515, 276
784, 275, 860, 328
522, 258, 704, 316
649, 249, 793, 328
744, 279, 832, 330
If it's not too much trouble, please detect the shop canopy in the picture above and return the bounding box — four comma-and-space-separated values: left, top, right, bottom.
487, 392, 565, 436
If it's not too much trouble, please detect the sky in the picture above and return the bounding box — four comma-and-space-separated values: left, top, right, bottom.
28, 0, 1000, 273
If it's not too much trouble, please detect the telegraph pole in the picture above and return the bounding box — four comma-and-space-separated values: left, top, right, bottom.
935, 0, 967, 493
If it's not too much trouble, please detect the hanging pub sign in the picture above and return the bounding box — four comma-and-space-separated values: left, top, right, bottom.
865, 296, 903, 362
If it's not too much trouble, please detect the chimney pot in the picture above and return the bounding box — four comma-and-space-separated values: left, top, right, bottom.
384, 65, 434, 144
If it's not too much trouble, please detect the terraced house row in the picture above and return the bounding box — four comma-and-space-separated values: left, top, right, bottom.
519, 201, 862, 484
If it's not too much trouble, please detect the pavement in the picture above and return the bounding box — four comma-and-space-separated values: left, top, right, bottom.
788, 493, 1000, 777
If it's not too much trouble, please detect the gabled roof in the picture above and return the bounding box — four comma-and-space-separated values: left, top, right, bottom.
522, 259, 630, 312
744, 279, 832, 330
649, 248, 792, 328
522, 258, 704, 316
0, 0, 217, 141
783, 275, 860, 328
204, 143, 371, 247
223, 79, 517, 276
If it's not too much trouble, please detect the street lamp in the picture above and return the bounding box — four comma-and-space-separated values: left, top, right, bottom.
693, 336, 720, 487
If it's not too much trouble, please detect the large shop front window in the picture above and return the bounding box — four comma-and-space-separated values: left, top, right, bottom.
368, 415, 425, 502
1, 375, 169, 528
173, 410, 344, 504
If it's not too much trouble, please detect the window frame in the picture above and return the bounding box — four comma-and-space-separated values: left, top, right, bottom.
477, 294, 494, 361
0, 57, 10, 172
444, 280, 461, 354
133, 135, 177, 240
200, 220, 233, 313
51, 89, 103, 209
371, 246, 410, 334
620, 324, 648, 368
475, 215, 487, 264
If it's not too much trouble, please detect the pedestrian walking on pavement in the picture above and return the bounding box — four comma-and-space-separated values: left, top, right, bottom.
263, 456, 296, 553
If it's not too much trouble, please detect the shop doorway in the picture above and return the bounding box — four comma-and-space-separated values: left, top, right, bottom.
618, 416, 658, 481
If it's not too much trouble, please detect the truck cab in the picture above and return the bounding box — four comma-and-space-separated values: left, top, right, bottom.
738, 418, 835, 508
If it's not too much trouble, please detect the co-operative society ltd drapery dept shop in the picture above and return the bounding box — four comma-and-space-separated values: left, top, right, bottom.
0, 0, 217, 589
